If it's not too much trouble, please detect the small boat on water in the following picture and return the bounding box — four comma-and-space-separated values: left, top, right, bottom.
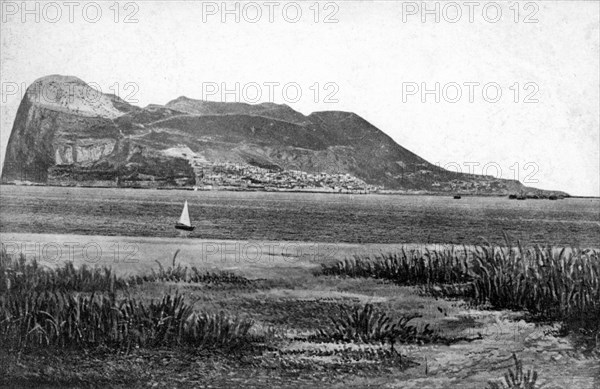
453, 195, 461, 199
175, 200, 195, 231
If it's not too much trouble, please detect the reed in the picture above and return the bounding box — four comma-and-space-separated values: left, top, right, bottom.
320, 238, 600, 336
136, 252, 251, 286
487, 354, 539, 389
0, 290, 255, 351
1, 248, 126, 294
1, 247, 251, 294
1, 248, 257, 351
470, 243, 599, 322
320, 246, 471, 285
318, 303, 438, 352
139, 261, 251, 285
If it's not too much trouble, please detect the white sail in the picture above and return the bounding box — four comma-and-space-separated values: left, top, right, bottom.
178, 200, 192, 226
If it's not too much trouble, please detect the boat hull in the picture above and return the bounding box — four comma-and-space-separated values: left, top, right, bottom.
175, 223, 195, 231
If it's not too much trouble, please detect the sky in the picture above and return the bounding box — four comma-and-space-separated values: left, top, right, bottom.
1, 1, 599, 196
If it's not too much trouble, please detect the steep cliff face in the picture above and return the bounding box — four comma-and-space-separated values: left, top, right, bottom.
1, 75, 563, 195
2, 75, 196, 186
54, 139, 117, 165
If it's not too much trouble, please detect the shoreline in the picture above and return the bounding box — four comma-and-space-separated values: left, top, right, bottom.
0, 181, 576, 198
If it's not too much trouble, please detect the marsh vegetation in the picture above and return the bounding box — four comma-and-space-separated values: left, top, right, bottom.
1, 236, 598, 388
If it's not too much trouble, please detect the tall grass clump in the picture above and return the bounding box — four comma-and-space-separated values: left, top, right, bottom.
1, 248, 126, 294
135, 251, 251, 286
140, 260, 251, 286
320, 236, 599, 339
0, 290, 255, 351
487, 354, 539, 389
321, 246, 471, 286
318, 303, 439, 352
1, 248, 259, 352
1, 247, 251, 294
471, 242, 599, 330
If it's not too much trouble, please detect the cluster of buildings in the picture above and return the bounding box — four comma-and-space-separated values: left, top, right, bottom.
431, 178, 504, 193
191, 161, 379, 193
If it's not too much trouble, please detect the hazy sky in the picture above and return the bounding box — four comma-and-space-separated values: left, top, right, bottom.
1, 1, 599, 195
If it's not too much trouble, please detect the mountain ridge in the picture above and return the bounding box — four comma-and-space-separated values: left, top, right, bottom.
1, 75, 567, 197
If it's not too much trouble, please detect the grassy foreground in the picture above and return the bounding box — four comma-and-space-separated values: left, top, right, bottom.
321, 237, 600, 339
1, 240, 599, 388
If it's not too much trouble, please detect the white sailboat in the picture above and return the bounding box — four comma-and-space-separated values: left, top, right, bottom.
175, 200, 195, 231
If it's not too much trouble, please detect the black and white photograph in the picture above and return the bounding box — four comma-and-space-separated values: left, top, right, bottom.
0, 1, 599, 387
